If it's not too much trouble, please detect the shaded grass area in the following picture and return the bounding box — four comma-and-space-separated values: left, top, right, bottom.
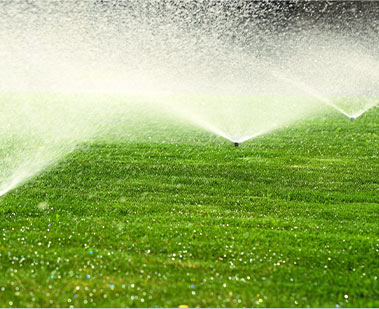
0, 109, 378, 307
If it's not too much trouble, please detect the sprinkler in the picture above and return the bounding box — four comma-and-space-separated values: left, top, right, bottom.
350, 117, 355, 121
234, 142, 239, 147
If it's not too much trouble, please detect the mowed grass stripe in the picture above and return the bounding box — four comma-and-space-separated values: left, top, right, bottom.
0, 110, 378, 307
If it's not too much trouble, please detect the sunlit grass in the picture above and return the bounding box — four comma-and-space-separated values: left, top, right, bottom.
0, 109, 378, 307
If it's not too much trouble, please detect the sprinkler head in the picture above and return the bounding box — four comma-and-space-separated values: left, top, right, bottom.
350, 117, 355, 121
234, 142, 239, 147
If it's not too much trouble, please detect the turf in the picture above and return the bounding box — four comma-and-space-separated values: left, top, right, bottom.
0, 109, 378, 308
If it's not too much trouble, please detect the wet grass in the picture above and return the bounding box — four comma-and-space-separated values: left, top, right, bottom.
0, 109, 378, 308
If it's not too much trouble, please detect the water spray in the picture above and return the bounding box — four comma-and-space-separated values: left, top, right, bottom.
0, 1, 379, 197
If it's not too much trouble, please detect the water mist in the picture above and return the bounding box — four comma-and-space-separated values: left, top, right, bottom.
0, 1, 378, 195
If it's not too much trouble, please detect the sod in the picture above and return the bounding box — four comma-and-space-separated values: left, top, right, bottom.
0, 109, 378, 308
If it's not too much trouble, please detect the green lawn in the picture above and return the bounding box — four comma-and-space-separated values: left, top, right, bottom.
0, 109, 378, 308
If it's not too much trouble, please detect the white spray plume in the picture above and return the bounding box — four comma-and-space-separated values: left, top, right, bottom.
0, 1, 378, 196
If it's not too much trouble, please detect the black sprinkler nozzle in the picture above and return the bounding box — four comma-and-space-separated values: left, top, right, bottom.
234, 142, 239, 147
350, 117, 355, 121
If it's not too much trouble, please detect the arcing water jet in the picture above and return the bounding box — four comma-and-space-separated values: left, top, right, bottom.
0, 1, 379, 195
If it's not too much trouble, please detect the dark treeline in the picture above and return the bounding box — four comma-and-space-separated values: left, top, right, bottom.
93, 0, 378, 52
94, 0, 378, 27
